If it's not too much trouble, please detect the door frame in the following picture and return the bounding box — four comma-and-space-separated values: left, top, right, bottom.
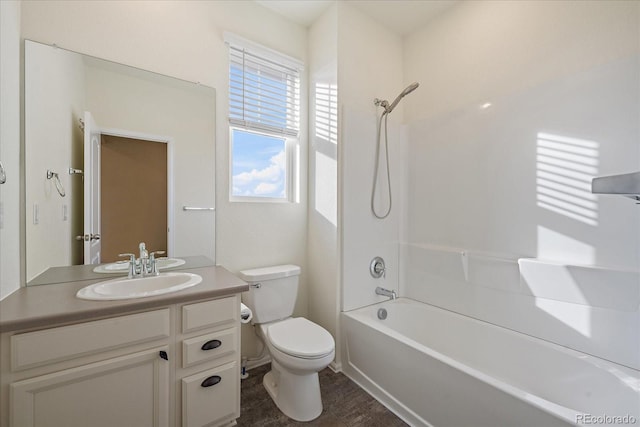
99, 127, 175, 257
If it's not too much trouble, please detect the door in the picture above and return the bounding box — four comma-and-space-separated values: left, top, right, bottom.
100, 134, 168, 262
83, 111, 101, 264
11, 347, 170, 427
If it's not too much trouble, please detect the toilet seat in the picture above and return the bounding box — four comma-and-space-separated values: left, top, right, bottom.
266, 317, 334, 359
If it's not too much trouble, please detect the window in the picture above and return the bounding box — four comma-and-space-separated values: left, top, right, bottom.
226, 33, 302, 202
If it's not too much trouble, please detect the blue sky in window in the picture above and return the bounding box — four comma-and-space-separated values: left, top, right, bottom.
232, 129, 286, 198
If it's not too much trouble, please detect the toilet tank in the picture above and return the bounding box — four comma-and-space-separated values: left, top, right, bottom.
239, 265, 301, 324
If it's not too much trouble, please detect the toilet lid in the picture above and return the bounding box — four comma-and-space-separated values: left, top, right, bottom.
267, 317, 335, 358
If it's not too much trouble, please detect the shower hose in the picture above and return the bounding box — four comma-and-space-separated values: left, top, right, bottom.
371, 110, 392, 219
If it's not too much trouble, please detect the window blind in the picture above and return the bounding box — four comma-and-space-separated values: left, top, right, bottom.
229, 45, 300, 137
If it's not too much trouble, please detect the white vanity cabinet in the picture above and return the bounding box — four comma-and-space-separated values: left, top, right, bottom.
177, 295, 241, 427
0, 294, 242, 427
1, 308, 172, 427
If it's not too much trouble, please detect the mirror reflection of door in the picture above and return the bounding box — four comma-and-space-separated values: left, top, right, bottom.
99, 134, 168, 263
83, 111, 102, 264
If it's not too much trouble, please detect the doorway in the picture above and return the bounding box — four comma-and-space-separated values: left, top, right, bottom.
100, 134, 168, 262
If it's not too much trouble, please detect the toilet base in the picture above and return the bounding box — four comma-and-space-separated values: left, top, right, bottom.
263, 360, 323, 422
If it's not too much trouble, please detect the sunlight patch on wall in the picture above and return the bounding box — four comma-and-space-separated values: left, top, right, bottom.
313, 82, 338, 226
536, 133, 599, 226
315, 152, 337, 226
527, 224, 599, 338
536, 225, 595, 265
315, 83, 338, 145
534, 298, 592, 338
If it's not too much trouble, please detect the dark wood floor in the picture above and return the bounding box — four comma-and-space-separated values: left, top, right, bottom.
237, 364, 408, 426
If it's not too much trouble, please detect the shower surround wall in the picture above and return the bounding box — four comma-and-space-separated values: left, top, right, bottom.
338, 3, 406, 312
402, 1, 639, 369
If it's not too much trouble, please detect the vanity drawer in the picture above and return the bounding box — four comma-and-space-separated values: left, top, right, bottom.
182, 327, 237, 369
11, 309, 170, 371
182, 296, 238, 333
182, 361, 238, 427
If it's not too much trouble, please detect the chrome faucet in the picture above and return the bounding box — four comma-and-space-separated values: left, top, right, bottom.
375, 286, 397, 300
118, 243, 165, 278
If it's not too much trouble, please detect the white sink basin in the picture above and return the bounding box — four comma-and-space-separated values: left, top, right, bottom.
93, 258, 186, 273
77, 272, 202, 300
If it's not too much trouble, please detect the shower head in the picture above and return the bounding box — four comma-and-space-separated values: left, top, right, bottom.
385, 82, 419, 114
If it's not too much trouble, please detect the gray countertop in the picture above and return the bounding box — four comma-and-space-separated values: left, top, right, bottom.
27, 255, 216, 286
0, 265, 248, 333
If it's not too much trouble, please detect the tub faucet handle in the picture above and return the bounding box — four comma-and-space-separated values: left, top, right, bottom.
370, 256, 386, 278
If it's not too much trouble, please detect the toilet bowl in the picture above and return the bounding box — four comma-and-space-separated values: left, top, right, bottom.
239, 265, 335, 422
259, 317, 335, 421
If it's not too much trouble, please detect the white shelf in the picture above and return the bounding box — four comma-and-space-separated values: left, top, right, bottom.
591, 171, 640, 201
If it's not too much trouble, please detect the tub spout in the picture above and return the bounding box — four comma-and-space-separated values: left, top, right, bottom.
375, 286, 397, 300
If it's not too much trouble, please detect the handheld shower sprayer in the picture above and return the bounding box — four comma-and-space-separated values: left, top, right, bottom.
385, 82, 419, 114
374, 82, 420, 115
371, 82, 420, 219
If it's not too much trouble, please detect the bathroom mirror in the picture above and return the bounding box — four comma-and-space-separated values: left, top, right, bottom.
24, 40, 216, 284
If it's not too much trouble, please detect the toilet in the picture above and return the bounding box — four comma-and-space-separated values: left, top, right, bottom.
239, 265, 335, 422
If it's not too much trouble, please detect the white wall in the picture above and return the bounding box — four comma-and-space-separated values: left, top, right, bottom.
85, 60, 216, 262
307, 4, 339, 366
0, 0, 22, 300
403, 0, 640, 369
24, 42, 86, 281
20, 0, 308, 359
338, 2, 405, 312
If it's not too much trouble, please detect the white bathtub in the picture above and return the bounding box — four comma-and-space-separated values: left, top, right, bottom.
341, 298, 640, 427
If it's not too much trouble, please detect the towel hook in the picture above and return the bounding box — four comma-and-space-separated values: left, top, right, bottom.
0, 160, 6, 184
47, 170, 66, 197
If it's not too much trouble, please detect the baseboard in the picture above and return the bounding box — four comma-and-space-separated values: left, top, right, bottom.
329, 360, 342, 373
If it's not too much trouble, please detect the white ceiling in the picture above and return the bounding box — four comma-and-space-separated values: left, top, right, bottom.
255, 0, 458, 36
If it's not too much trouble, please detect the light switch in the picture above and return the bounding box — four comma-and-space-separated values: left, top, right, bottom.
33, 203, 39, 225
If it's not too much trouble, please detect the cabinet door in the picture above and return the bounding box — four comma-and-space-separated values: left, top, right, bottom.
11, 347, 170, 427
182, 361, 238, 427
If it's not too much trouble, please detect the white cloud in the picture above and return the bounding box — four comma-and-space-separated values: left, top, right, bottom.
254, 182, 280, 195
233, 150, 286, 197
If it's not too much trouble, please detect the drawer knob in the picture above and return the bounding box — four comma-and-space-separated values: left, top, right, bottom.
201, 339, 222, 351
201, 375, 222, 388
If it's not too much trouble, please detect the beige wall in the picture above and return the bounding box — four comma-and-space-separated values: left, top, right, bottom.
307, 4, 339, 366
84, 59, 216, 262
20, 0, 309, 359
24, 41, 86, 281
0, 0, 22, 299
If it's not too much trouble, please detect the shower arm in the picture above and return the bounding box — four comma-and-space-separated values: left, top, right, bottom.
374, 98, 390, 112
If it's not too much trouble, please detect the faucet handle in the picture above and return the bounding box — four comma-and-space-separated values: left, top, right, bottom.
118, 253, 136, 262
148, 251, 166, 276
370, 257, 386, 279
149, 250, 166, 259
118, 253, 137, 278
